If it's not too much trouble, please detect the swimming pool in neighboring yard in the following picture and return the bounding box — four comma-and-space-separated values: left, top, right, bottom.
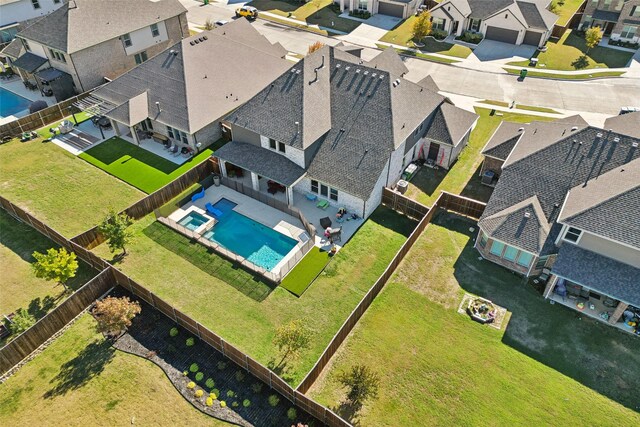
0, 87, 31, 118
203, 198, 297, 271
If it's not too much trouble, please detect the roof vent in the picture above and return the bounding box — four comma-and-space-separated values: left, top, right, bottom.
356, 69, 361, 73
633, 142, 639, 148
371, 73, 377, 78
613, 137, 620, 142
571, 126, 578, 131
518, 127, 524, 132
379, 75, 384, 80
596, 132, 603, 138
290, 69, 297, 73
524, 212, 530, 218
194, 39, 200, 44
345, 66, 351, 71
572, 139, 577, 144
295, 69, 301, 74
203, 35, 208, 40
394, 79, 400, 86
190, 41, 195, 46
336, 63, 341, 68
392, 81, 398, 87
579, 141, 583, 145
363, 70, 369, 75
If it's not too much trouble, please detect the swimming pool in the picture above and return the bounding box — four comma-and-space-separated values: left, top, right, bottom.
178, 211, 210, 231
0, 87, 31, 118
203, 198, 297, 271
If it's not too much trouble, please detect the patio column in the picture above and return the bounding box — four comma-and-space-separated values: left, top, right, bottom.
130, 126, 140, 145
608, 301, 629, 325
111, 120, 121, 136
286, 186, 294, 206
251, 172, 260, 191
219, 160, 227, 177
543, 275, 558, 299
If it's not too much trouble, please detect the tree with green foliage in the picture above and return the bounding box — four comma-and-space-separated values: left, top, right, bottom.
7, 308, 36, 335
412, 11, 432, 42
273, 319, 312, 367
337, 364, 380, 408
585, 26, 603, 53
32, 247, 78, 291
98, 210, 133, 255
93, 296, 141, 336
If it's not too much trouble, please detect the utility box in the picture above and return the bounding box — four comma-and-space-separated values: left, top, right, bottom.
397, 180, 409, 194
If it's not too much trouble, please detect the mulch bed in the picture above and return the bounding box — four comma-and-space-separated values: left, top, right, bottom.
109, 288, 319, 426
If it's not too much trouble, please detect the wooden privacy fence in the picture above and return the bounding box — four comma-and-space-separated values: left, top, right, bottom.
437, 191, 486, 220
381, 187, 430, 220
0, 268, 114, 375
0, 91, 91, 139
71, 158, 216, 249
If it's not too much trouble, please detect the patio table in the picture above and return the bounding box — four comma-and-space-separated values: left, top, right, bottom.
320, 217, 332, 229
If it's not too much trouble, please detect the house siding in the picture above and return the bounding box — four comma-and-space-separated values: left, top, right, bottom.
294, 177, 367, 217
229, 123, 261, 146
431, 2, 467, 36
194, 121, 222, 149
476, 231, 536, 276
572, 230, 640, 268
259, 135, 305, 168
482, 9, 528, 44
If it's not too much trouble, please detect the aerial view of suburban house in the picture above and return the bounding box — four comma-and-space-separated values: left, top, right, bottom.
1, 0, 188, 101
87, 19, 289, 156
0, 0, 64, 45
579, 0, 640, 42
430, 0, 558, 46
334, 0, 422, 19
475, 115, 640, 330
218, 45, 477, 218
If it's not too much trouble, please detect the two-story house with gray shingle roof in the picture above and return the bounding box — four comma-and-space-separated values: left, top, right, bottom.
0, 0, 64, 45
216, 45, 477, 218
579, 0, 640, 43
1, 0, 188, 101
475, 116, 640, 331
430, 0, 557, 46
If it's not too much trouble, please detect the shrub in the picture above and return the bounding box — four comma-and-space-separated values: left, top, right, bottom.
7, 309, 36, 335
209, 392, 217, 400
268, 394, 280, 407
212, 388, 220, 397
186, 337, 195, 347
243, 399, 251, 407
167, 344, 177, 354
206, 397, 214, 406
195, 372, 204, 382
235, 370, 245, 382
220, 401, 227, 408
251, 382, 263, 394
189, 363, 199, 373
217, 361, 227, 370
226, 390, 235, 398
287, 407, 297, 421
187, 382, 196, 389
232, 401, 239, 408
205, 378, 215, 389
169, 327, 179, 337
195, 389, 204, 398
183, 370, 188, 376
431, 29, 448, 40
457, 31, 483, 44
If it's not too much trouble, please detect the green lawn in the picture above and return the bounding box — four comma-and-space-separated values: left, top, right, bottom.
504, 67, 626, 79
78, 137, 219, 194
480, 100, 560, 114
380, 17, 473, 58
91, 208, 416, 386
0, 138, 142, 238
280, 247, 332, 296
375, 44, 460, 64
0, 210, 96, 326
507, 30, 634, 70
0, 314, 229, 426
405, 108, 555, 206
309, 212, 640, 425
553, 0, 586, 27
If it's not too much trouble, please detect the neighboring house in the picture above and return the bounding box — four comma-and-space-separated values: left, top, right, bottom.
334, 0, 422, 19
1, 0, 188, 101
88, 19, 290, 155
604, 111, 640, 138
579, 0, 640, 42
0, 0, 64, 45
475, 116, 640, 328
430, 0, 558, 46
422, 103, 478, 168
217, 45, 477, 217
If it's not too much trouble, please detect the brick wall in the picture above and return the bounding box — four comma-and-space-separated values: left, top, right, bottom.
479, 156, 504, 178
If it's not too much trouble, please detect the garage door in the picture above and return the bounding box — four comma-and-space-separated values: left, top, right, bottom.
485, 26, 519, 44
377, 2, 404, 18
523, 30, 543, 46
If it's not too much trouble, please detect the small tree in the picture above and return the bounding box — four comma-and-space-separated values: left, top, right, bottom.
93, 296, 141, 337
549, 1, 558, 13
273, 319, 312, 366
7, 309, 36, 335
412, 11, 432, 42
32, 247, 79, 291
337, 365, 380, 408
585, 26, 603, 53
308, 41, 325, 54
98, 210, 133, 255
204, 17, 215, 30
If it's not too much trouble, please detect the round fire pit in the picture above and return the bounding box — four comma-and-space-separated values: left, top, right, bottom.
467, 298, 497, 324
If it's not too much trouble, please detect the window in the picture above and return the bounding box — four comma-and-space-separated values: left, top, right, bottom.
311, 180, 319, 193
49, 48, 66, 63
54, 0, 60, 3
320, 184, 328, 197
516, 252, 534, 268
23, 39, 31, 51
432, 18, 446, 31
490, 241, 505, 257
620, 25, 637, 39
503, 246, 518, 262
563, 226, 582, 243
31, 0, 40, 9
358, 0, 367, 11
269, 138, 276, 149
330, 188, 338, 201
602, 0, 612, 10
632, 6, 640, 17
615, 0, 624, 11
151, 23, 160, 37
278, 141, 286, 153
534, 255, 548, 270
134, 51, 148, 64
122, 33, 132, 48
140, 118, 153, 131
479, 232, 488, 248
166, 126, 174, 139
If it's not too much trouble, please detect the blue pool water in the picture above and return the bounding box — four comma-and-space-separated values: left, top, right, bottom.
0, 87, 31, 118
178, 211, 210, 231
203, 198, 296, 271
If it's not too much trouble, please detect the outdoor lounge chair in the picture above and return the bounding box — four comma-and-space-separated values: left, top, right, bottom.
317, 199, 329, 209
205, 203, 223, 218
305, 192, 318, 201
191, 187, 205, 202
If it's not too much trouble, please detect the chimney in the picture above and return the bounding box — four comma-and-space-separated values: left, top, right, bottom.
156, 102, 161, 114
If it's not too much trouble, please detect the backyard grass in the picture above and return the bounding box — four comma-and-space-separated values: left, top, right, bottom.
375, 44, 460, 64
280, 247, 331, 296
91, 207, 416, 386
0, 138, 142, 237
78, 137, 218, 194
480, 99, 561, 114
309, 212, 640, 424
553, 0, 587, 27
380, 17, 473, 58
0, 314, 229, 426
504, 67, 626, 79
405, 108, 555, 206
0, 210, 96, 322
248, 0, 360, 34
507, 30, 634, 70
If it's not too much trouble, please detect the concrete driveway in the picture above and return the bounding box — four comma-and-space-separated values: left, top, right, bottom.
340, 14, 402, 47
472, 40, 537, 62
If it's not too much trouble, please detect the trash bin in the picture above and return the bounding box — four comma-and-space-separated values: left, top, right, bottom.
203, 0, 209, 4
397, 180, 409, 194
520, 69, 528, 79
213, 174, 220, 187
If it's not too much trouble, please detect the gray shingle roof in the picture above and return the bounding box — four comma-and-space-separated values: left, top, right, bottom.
604, 112, 640, 139
515, 1, 557, 29
416, 75, 440, 93
11, 52, 48, 73
438, 0, 555, 29
424, 102, 478, 146
552, 243, 640, 306
482, 121, 527, 159
17, 0, 186, 54
92, 19, 290, 134
214, 142, 305, 186
0, 38, 23, 60
468, 0, 514, 18
369, 47, 409, 77
479, 127, 640, 256
559, 158, 640, 248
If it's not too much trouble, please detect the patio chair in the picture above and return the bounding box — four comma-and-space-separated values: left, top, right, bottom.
205, 203, 223, 218
317, 199, 329, 210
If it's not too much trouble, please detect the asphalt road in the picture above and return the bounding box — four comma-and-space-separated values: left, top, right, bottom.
182, 0, 640, 116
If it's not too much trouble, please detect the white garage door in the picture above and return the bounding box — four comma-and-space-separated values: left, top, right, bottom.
485, 26, 519, 44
